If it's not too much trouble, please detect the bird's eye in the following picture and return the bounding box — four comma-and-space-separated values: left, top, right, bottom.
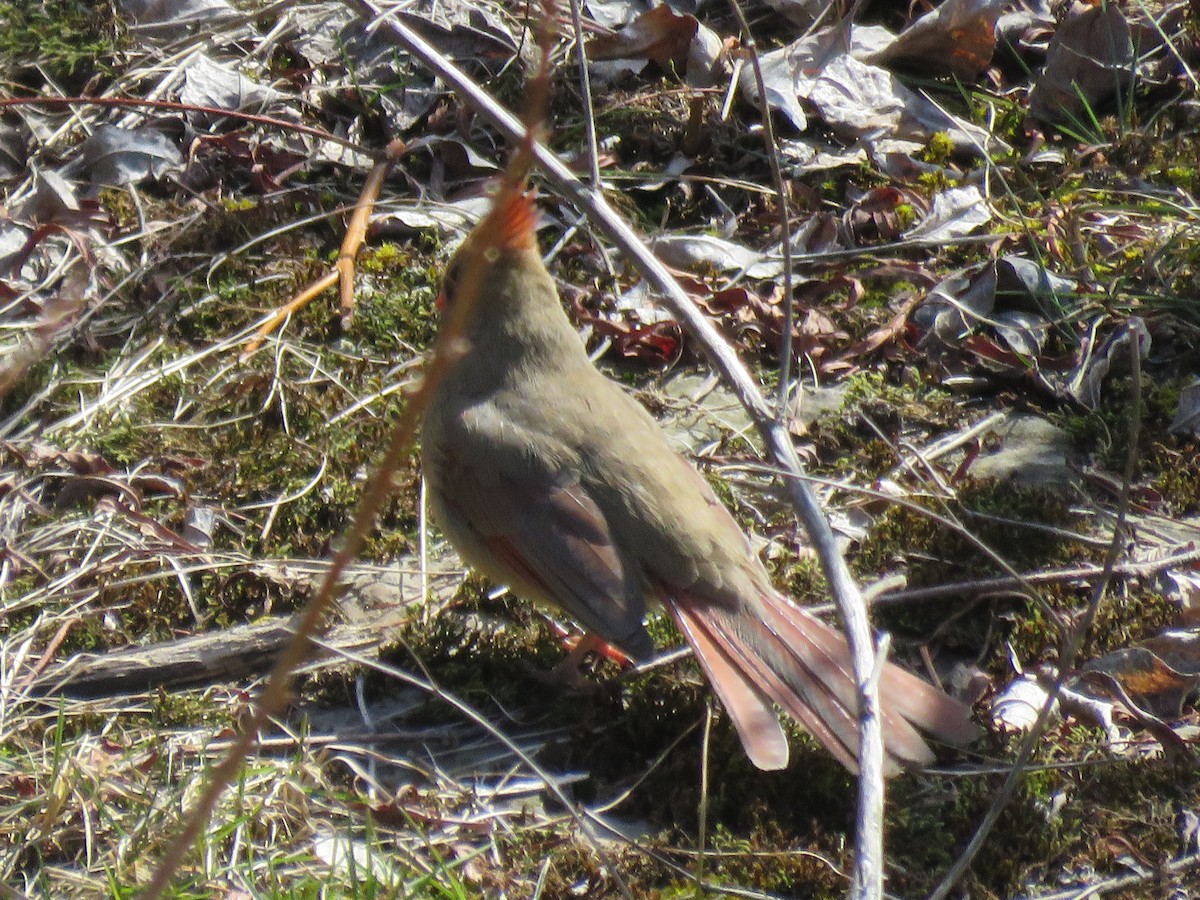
438, 262, 460, 311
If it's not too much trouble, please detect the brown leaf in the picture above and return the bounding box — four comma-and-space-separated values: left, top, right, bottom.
867, 0, 1004, 78
587, 6, 698, 75
841, 293, 923, 361
1028, 0, 1134, 126
1083, 641, 1200, 718
3, 440, 114, 475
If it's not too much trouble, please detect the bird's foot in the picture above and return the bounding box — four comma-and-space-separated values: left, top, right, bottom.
525, 630, 632, 692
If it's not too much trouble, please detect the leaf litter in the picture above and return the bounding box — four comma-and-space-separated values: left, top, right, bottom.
0, 0, 1199, 896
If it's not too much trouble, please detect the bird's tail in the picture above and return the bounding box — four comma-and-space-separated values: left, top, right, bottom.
663, 586, 979, 773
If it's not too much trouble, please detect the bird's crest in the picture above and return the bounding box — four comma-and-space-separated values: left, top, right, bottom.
489, 187, 538, 253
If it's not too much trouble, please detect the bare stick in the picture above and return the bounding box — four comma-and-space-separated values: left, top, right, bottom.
870, 546, 1200, 607
722, 2, 881, 895
926, 321, 1147, 900
568, 0, 602, 190
0, 95, 380, 160
242, 139, 406, 356
342, 6, 888, 897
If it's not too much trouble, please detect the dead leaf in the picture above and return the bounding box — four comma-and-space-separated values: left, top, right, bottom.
841, 293, 923, 361
736, 40, 810, 131
73, 125, 183, 187
992, 672, 1056, 731
1169, 378, 1200, 437
180, 53, 287, 116
1063, 317, 1150, 409
904, 186, 992, 242
1082, 648, 1197, 717
866, 0, 1005, 78
651, 233, 782, 278
993, 310, 1049, 358
1028, 0, 1133, 127
587, 6, 725, 87
913, 260, 998, 346
4, 441, 114, 475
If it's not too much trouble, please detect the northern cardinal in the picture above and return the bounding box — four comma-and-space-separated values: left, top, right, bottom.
421, 185, 978, 772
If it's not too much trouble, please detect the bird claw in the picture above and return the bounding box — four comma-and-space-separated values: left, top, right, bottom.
523, 631, 633, 692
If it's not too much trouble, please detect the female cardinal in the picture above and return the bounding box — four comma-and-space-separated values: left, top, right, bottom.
421, 185, 978, 772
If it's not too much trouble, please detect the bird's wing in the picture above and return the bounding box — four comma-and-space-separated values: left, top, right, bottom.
430, 432, 653, 660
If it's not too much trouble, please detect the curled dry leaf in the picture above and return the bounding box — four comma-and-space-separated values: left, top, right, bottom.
903, 186, 993, 243
73, 125, 183, 188
913, 260, 997, 346
840, 293, 923, 362
179, 53, 288, 116
1028, 0, 1133, 126
1063, 317, 1150, 409
590, 316, 684, 366
993, 310, 1050, 358
991, 672, 1056, 731
3, 441, 114, 476
651, 232, 783, 279
845, 185, 923, 242
865, 0, 1005, 78
587, 5, 726, 88
1082, 645, 1198, 719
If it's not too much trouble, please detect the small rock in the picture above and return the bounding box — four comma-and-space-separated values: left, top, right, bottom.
971, 414, 1075, 487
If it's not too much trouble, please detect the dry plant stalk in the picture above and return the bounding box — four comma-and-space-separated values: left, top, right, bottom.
242, 138, 407, 357
141, 7, 561, 896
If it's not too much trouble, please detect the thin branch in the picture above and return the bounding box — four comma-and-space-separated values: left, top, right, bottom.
721, 3, 881, 896
724, 0, 797, 423
927, 320, 1147, 900
340, 0, 883, 788
0, 95, 381, 160
870, 546, 1200, 608
567, 0, 602, 190
1012, 851, 1200, 900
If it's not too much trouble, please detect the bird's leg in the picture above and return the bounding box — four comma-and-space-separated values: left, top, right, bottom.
557, 630, 635, 669
527, 627, 635, 690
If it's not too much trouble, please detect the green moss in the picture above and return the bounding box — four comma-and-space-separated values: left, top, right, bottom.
0, 0, 122, 88
853, 480, 1092, 656
921, 132, 955, 166
1149, 443, 1200, 515
858, 279, 918, 310
1053, 374, 1184, 469
150, 690, 236, 729
806, 370, 961, 482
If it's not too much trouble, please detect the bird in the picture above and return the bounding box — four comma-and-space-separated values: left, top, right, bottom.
420, 184, 979, 773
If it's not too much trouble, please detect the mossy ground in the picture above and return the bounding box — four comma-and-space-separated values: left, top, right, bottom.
3, 0, 1200, 897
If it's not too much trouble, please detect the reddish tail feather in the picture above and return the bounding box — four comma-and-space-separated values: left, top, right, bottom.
664, 587, 978, 773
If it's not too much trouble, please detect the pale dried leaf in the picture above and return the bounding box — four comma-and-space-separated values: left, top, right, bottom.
904, 185, 992, 241
1064, 317, 1150, 409
993, 310, 1049, 358
74, 125, 183, 187
312, 831, 401, 885
180, 53, 287, 113
651, 233, 777, 277
737, 42, 809, 132
992, 673, 1056, 731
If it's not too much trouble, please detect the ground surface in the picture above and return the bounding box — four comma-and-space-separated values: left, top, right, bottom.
1, 0, 1200, 897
